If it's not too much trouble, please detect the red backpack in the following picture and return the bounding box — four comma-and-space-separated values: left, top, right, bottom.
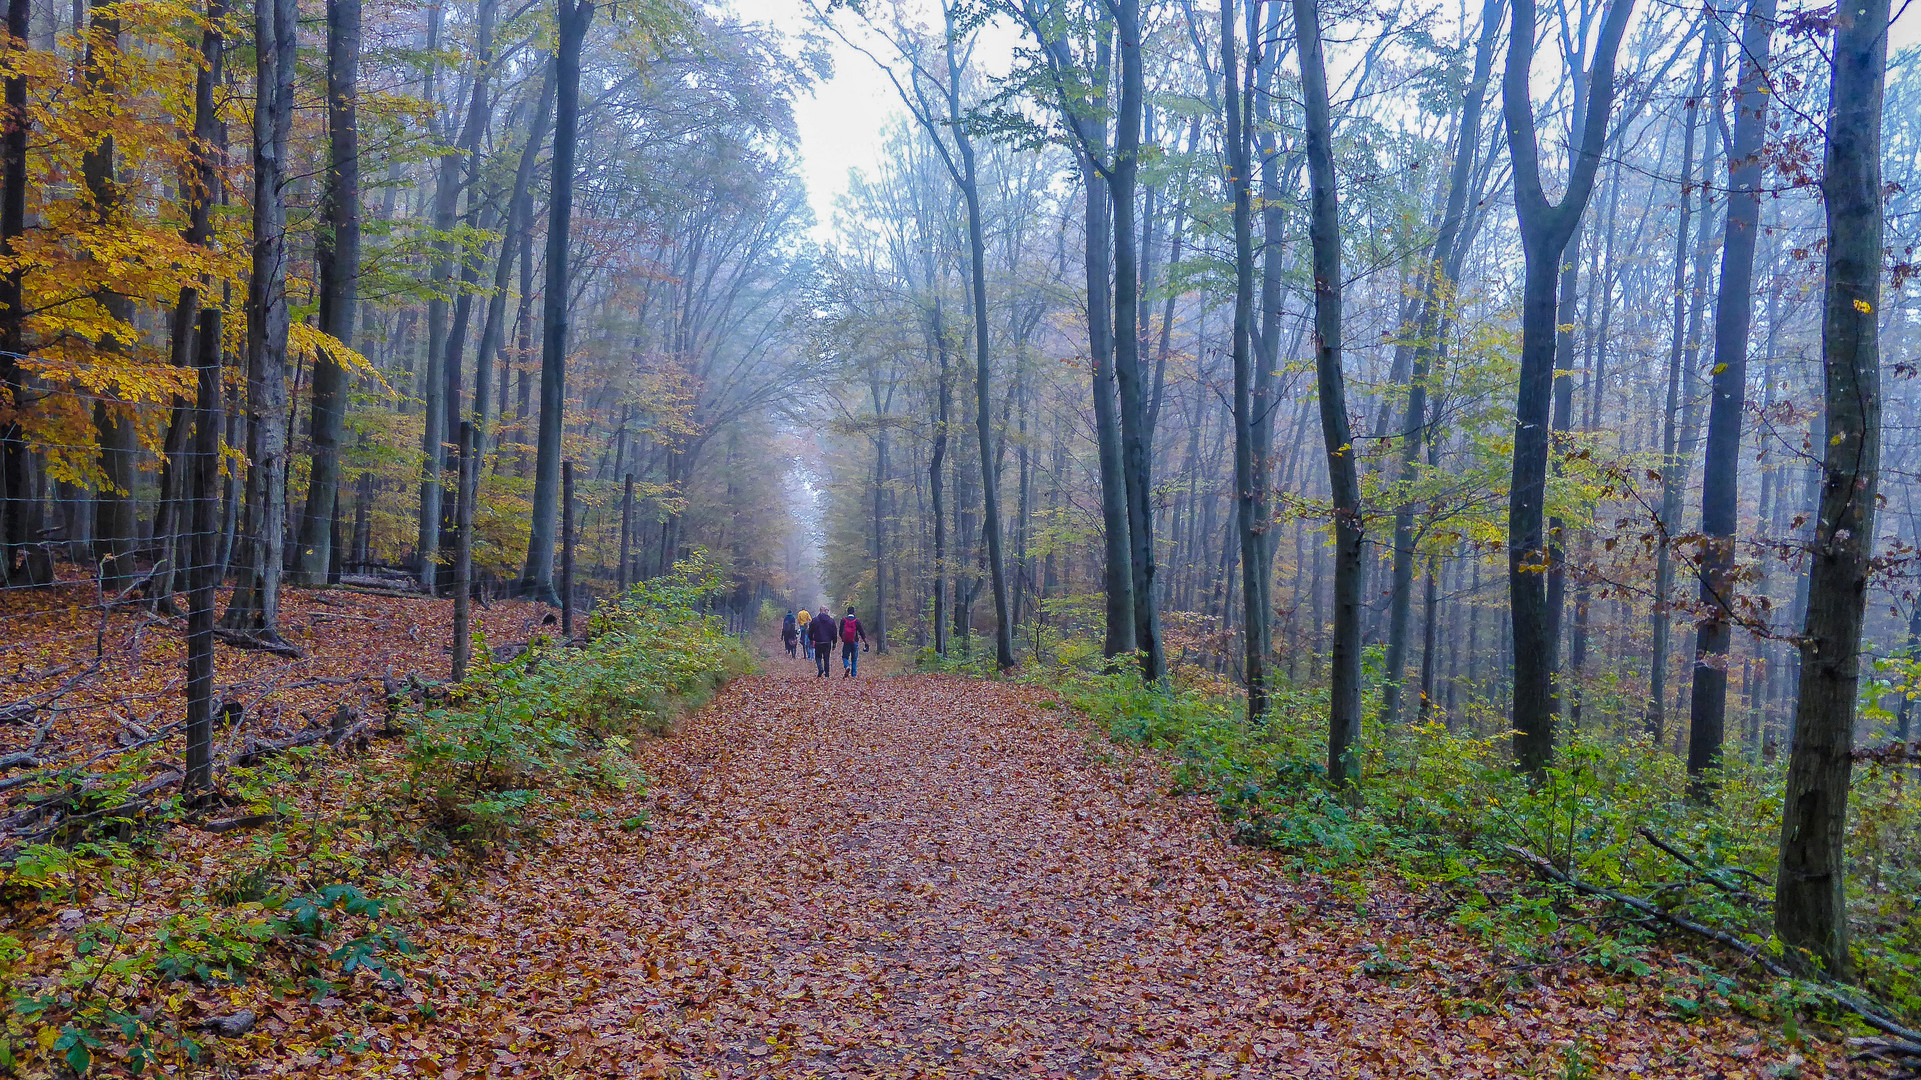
841, 615, 859, 644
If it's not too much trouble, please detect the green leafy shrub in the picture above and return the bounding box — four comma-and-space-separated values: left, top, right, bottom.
1029, 660, 1921, 1027
406, 551, 752, 840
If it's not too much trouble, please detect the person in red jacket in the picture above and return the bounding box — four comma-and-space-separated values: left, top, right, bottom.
838, 606, 869, 678
808, 607, 838, 678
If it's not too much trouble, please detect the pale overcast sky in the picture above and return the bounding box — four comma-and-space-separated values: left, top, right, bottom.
762, 0, 1921, 248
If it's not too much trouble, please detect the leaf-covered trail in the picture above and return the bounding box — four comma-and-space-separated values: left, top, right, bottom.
423, 668, 1834, 1079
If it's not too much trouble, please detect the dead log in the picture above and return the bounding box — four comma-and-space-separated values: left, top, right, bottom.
214, 628, 304, 658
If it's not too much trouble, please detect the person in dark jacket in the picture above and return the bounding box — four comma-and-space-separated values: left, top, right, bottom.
780, 611, 798, 658
808, 607, 838, 678
838, 607, 869, 678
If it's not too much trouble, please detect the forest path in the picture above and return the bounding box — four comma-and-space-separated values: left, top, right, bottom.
440, 665, 1819, 1079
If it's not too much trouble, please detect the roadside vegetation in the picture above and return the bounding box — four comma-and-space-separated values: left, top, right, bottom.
0, 557, 749, 1077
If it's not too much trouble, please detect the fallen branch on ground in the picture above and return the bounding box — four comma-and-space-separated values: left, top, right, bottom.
1503, 844, 1921, 1054
214, 627, 304, 658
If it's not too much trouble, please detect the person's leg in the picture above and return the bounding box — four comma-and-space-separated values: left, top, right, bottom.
848, 642, 859, 677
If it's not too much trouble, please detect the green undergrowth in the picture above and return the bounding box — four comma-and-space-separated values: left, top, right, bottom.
406, 552, 753, 843
2, 554, 752, 1076
2, 748, 423, 1077
1026, 662, 1921, 1032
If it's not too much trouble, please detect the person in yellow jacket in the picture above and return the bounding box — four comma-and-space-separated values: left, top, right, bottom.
796, 608, 812, 660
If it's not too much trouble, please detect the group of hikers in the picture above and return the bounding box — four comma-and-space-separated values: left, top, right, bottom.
781, 605, 870, 677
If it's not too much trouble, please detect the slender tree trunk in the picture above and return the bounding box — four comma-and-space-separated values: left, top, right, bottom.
149, 0, 226, 612
1502, 0, 1635, 774
222, 0, 295, 632
1650, 45, 1708, 741
1084, 152, 1134, 661
1223, 0, 1267, 720
939, 22, 1013, 671
80, 3, 135, 596
295, 0, 361, 584
1110, 0, 1162, 679
1292, 0, 1364, 790
1774, 0, 1889, 979
183, 307, 222, 795
0, 0, 37, 584
1384, 0, 1500, 723
520, 0, 592, 602
1687, 0, 1776, 797
929, 294, 950, 657
474, 64, 553, 451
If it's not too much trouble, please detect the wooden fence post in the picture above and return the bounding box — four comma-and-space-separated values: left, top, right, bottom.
561, 460, 575, 639
452, 420, 476, 681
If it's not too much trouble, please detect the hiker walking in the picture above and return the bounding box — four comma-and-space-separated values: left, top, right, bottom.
839, 607, 869, 678
808, 606, 838, 678
797, 607, 812, 660
780, 611, 798, 658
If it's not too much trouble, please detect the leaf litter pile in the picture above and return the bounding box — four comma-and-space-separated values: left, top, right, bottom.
394, 667, 1849, 1080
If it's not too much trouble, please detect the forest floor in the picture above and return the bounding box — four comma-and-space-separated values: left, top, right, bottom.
1, 596, 1877, 1078
348, 662, 1857, 1080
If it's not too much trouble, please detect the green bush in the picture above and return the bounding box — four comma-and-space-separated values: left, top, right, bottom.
1032, 663, 1921, 1027
406, 551, 752, 840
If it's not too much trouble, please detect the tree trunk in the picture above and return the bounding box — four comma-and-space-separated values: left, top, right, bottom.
295, 0, 360, 585
1686, 0, 1776, 798
474, 63, 554, 451
1774, 0, 1889, 980
149, 0, 225, 611
1501, 0, 1635, 774
183, 307, 222, 795
1223, 0, 1266, 720
929, 292, 950, 657
221, 0, 295, 633
1109, 0, 1162, 680
1384, 0, 1500, 723
0, 0, 39, 585
1291, 0, 1363, 791
1649, 44, 1709, 742
940, 20, 1013, 672
80, 3, 136, 596
520, 0, 592, 602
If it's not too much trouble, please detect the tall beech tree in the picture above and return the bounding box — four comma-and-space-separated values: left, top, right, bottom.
1685, 0, 1776, 795
222, 0, 297, 636
294, 0, 362, 585
1774, 0, 1892, 979
1291, 0, 1363, 789
1500, 0, 1635, 774
520, 0, 592, 601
